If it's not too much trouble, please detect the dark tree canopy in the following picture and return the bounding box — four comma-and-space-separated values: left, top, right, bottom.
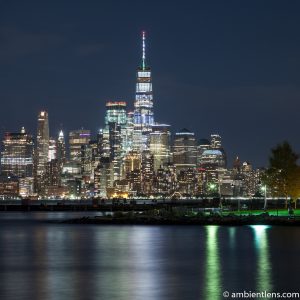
263, 141, 300, 203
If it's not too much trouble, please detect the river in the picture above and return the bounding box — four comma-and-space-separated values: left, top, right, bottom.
0, 212, 299, 300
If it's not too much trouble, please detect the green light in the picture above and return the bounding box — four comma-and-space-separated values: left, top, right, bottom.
251, 225, 272, 291
205, 226, 221, 300
209, 183, 217, 190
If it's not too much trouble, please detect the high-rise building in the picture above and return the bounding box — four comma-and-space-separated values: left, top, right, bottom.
211, 134, 222, 148
35, 111, 49, 193
141, 150, 154, 194
172, 128, 197, 172
149, 124, 171, 171
48, 138, 57, 161
103, 101, 129, 181
105, 101, 127, 125
133, 32, 154, 150
1, 127, 34, 178
198, 134, 227, 170
69, 130, 91, 162
57, 130, 66, 168
122, 150, 141, 178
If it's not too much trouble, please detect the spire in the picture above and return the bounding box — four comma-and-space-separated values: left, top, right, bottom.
58, 130, 64, 140
142, 31, 146, 70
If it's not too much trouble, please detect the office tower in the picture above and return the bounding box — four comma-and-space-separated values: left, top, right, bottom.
211, 134, 222, 148
133, 32, 154, 150
105, 101, 127, 125
45, 159, 60, 186
233, 156, 241, 173
97, 129, 110, 158
103, 101, 128, 182
177, 168, 198, 195
141, 150, 154, 194
122, 150, 141, 178
105, 102, 127, 157
199, 149, 226, 170
57, 130, 66, 168
35, 111, 49, 193
153, 163, 177, 196
69, 130, 91, 162
197, 138, 210, 167
48, 138, 57, 161
81, 141, 99, 183
198, 134, 227, 170
0, 175, 19, 199
94, 157, 113, 198
1, 127, 34, 178
149, 124, 171, 171
172, 128, 197, 172
123, 111, 134, 153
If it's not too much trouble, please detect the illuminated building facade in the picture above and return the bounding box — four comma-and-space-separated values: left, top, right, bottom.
149, 124, 171, 171
198, 134, 227, 170
105, 101, 127, 125
1, 127, 34, 178
173, 128, 197, 172
48, 138, 57, 161
69, 130, 91, 162
0, 175, 19, 199
133, 32, 154, 150
141, 150, 154, 194
35, 111, 49, 193
57, 130, 66, 168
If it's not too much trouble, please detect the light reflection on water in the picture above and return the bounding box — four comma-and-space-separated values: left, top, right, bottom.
251, 225, 272, 294
0, 213, 299, 300
205, 226, 221, 300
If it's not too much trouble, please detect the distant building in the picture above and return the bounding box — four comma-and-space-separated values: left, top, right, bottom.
69, 130, 91, 162
198, 134, 227, 170
35, 111, 50, 193
56, 130, 66, 177
133, 32, 154, 151
48, 138, 57, 161
149, 124, 171, 171
0, 175, 19, 199
173, 128, 197, 172
1, 127, 34, 178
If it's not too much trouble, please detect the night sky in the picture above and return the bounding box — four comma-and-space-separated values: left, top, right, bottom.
1, 0, 300, 167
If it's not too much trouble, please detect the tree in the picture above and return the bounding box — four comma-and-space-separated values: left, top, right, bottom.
287, 168, 300, 209
263, 141, 300, 208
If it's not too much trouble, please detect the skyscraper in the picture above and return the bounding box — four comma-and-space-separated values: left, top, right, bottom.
149, 124, 171, 171
48, 138, 57, 161
69, 130, 91, 162
1, 127, 34, 178
133, 31, 154, 150
57, 130, 66, 168
35, 111, 49, 193
172, 128, 198, 173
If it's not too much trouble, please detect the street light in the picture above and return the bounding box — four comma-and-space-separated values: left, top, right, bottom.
261, 185, 267, 210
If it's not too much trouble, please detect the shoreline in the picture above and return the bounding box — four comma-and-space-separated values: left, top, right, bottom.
62, 215, 300, 226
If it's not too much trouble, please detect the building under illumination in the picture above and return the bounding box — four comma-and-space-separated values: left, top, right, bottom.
133, 32, 154, 151
172, 128, 198, 173
69, 130, 91, 162
149, 124, 171, 171
1, 127, 34, 178
35, 111, 49, 193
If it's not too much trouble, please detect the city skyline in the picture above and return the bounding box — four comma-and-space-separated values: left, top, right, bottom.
1, 1, 300, 167
0, 32, 262, 200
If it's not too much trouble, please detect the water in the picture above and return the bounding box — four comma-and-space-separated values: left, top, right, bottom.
0, 212, 299, 300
